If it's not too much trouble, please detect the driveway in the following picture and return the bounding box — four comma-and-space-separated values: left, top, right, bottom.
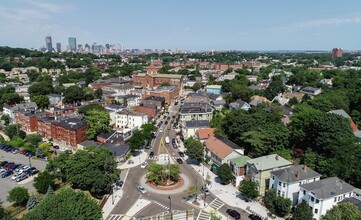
0, 150, 47, 205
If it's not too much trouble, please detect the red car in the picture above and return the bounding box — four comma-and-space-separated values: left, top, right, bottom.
19, 149, 28, 154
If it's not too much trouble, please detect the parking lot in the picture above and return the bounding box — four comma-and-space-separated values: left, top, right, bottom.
0, 150, 47, 205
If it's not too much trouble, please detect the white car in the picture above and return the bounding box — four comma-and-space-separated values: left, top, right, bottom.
159, 128, 163, 133
11, 173, 21, 181
138, 186, 147, 194
140, 162, 148, 169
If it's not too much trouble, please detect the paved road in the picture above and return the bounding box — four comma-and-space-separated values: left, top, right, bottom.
110, 103, 251, 219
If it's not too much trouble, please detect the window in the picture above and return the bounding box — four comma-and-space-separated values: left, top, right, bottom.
303, 190, 306, 194
314, 209, 318, 214
316, 199, 319, 204
283, 183, 286, 187
277, 190, 280, 195
310, 197, 314, 202
334, 197, 337, 202
272, 176, 274, 180
279, 182, 282, 186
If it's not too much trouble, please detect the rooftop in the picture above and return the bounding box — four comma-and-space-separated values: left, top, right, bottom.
230, 156, 251, 167
52, 117, 87, 130
340, 197, 361, 212
301, 177, 355, 200
204, 137, 235, 159
79, 140, 101, 148
185, 120, 209, 128
143, 96, 166, 102
247, 154, 292, 171
271, 165, 321, 183
197, 128, 215, 139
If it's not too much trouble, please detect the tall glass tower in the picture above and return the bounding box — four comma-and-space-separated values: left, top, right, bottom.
45, 35, 53, 52
68, 37, 77, 52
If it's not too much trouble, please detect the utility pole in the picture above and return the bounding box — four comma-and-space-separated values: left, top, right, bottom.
168, 196, 171, 213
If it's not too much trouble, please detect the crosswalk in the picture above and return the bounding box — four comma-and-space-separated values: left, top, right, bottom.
108, 214, 123, 220
152, 200, 169, 210
197, 210, 211, 220
147, 156, 183, 161
209, 199, 224, 210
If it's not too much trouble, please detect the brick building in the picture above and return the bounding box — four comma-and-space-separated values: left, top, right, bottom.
14, 110, 52, 132
51, 117, 87, 147
142, 86, 179, 104
135, 104, 158, 119
132, 66, 183, 90
141, 96, 165, 109
332, 48, 343, 58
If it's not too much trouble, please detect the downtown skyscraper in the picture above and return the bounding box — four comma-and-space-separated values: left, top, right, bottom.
45, 35, 53, 52
68, 37, 77, 52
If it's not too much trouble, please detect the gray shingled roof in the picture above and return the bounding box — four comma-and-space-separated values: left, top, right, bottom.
328, 109, 350, 119
301, 177, 355, 199
247, 154, 292, 171
271, 165, 321, 183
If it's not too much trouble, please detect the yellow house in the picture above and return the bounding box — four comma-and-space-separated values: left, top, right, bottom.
246, 154, 292, 196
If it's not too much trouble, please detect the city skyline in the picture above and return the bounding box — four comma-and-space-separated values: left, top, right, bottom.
1, 0, 361, 50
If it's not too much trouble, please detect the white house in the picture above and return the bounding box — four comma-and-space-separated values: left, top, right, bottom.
115, 110, 148, 130
298, 177, 355, 220
300, 87, 322, 96
269, 165, 321, 206
229, 99, 251, 111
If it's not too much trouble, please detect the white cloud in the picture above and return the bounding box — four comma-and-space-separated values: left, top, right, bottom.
272, 13, 361, 32
22, 0, 72, 13
0, 7, 49, 20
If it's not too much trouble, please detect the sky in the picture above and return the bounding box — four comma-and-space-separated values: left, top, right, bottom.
1, 0, 361, 51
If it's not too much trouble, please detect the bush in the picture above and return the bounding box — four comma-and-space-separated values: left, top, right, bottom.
33, 171, 56, 194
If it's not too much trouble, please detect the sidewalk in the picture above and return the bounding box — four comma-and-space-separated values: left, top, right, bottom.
102, 188, 123, 219
190, 163, 283, 220
118, 150, 148, 170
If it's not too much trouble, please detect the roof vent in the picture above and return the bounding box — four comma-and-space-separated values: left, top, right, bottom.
275, 155, 279, 160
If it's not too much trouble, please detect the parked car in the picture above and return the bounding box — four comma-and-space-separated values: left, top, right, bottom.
53, 145, 59, 149
0, 161, 8, 167
1, 170, 13, 178
149, 152, 154, 158
16, 173, 28, 182
138, 186, 147, 194
159, 128, 163, 133
226, 209, 241, 220
176, 158, 183, 164
12, 149, 20, 154
248, 214, 262, 220
140, 162, 149, 169
178, 151, 184, 157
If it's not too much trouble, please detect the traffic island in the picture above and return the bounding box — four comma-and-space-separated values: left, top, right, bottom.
140, 174, 190, 195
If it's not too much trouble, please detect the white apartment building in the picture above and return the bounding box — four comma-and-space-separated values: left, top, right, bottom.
298, 177, 355, 220
270, 165, 321, 206
115, 110, 148, 130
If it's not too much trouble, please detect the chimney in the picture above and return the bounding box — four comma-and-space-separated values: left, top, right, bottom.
303, 165, 307, 172
275, 155, 279, 160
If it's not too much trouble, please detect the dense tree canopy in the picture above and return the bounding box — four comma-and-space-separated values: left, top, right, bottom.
322, 202, 361, 220
23, 189, 102, 220
85, 110, 111, 139
46, 147, 119, 195
184, 137, 204, 162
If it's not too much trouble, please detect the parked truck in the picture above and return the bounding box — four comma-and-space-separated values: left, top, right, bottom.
165, 136, 170, 145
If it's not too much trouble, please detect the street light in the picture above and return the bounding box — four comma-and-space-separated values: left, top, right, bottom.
28, 156, 32, 168
168, 196, 171, 213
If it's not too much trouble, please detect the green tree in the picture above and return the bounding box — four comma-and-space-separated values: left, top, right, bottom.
33, 171, 56, 194
7, 187, 29, 207
78, 103, 105, 115
0, 200, 4, 218
322, 202, 361, 220
0, 93, 24, 105
25, 134, 43, 148
31, 95, 50, 110
66, 147, 119, 195
184, 137, 204, 162
288, 97, 299, 106
1, 114, 10, 126
146, 163, 166, 184
265, 76, 285, 100
23, 189, 102, 220
216, 164, 233, 183
239, 180, 259, 199
28, 82, 53, 97
4, 124, 26, 139
129, 130, 146, 150
63, 85, 85, 103
45, 152, 71, 181
94, 88, 103, 99
274, 196, 292, 217
292, 200, 313, 220
26, 195, 38, 211
264, 189, 277, 214
184, 185, 201, 199
192, 82, 202, 92
85, 110, 111, 139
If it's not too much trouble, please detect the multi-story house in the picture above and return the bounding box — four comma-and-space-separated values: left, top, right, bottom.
115, 110, 148, 130
269, 165, 321, 206
246, 154, 292, 195
298, 177, 355, 220
179, 102, 213, 125
3, 102, 37, 124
